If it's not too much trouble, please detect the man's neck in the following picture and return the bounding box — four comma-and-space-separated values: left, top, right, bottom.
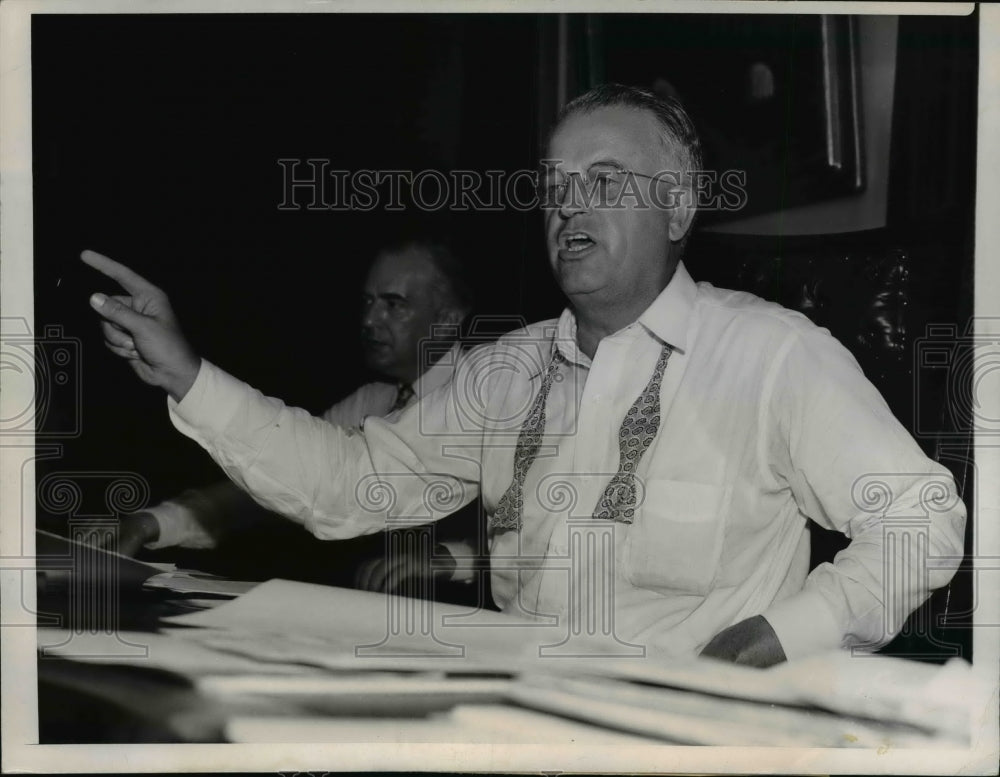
572, 265, 678, 359
574, 306, 650, 358
575, 316, 621, 360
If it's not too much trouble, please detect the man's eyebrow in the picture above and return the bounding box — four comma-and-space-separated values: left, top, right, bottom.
588, 157, 627, 170
544, 158, 626, 177
361, 291, 409, 303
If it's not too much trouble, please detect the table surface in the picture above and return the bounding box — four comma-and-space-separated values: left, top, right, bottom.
33, 534, 975, 748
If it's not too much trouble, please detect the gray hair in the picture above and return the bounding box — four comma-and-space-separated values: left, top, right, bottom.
556, 83, 703, 180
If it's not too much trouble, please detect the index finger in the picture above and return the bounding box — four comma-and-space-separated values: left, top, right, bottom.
80, 249, 160, 296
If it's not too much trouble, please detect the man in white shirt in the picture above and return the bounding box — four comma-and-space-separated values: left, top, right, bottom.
108, 239, 475, 594
82, 84, 965, 667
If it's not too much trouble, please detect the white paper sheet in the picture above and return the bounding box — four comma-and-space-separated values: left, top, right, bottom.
161, 578, 974, 744
143, 570, 259, 597
37, 628, 313, 676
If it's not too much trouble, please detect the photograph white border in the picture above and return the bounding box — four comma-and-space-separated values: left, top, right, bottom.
2, 0, 996, 773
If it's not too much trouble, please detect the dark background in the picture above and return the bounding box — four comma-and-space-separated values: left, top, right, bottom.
32, 14, 555, 506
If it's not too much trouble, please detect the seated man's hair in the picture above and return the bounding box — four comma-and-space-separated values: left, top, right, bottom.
378, 236, 474, 320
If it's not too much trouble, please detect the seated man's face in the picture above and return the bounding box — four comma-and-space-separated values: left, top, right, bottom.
360, 247, 449, 383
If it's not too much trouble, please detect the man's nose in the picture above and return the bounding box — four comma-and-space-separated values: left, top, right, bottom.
558, 174, 590, 218
362, 301, 386, 328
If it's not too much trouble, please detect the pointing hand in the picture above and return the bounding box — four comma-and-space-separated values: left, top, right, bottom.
81, 249, 201, 402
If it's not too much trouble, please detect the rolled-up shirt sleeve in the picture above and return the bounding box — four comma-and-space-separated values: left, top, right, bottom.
760, 327, 966, 658
167, 359, 481, 541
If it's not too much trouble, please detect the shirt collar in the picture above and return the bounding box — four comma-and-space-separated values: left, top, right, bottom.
637, 260, 696, 353
555, 259, 697, 367
554, 308, 589, 368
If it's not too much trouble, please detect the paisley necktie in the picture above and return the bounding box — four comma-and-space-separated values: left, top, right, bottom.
491, 350, 565, 531
389, 382, 415, 414
592, 343, 673, 524
490, 341, 672, 531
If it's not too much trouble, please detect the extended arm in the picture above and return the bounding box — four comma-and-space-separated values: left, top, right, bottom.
117, 386, 394, 555
83, 250, 480, 542
119, 482, 277, 555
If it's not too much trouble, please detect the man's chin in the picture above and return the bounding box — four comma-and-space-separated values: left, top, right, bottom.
363, 351, 393, 373
554, 265, 603, 297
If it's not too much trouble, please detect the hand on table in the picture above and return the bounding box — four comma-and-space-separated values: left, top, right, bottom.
81, 249, 201, 402
81, 512, 161, 557
700, 614, 788, 668
113, 512, 162, 556
353, 542, 456, 597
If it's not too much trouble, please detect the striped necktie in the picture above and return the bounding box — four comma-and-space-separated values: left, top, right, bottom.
490, 341, 672, 532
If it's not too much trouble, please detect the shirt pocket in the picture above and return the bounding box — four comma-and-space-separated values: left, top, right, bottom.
625, 479, 726, 596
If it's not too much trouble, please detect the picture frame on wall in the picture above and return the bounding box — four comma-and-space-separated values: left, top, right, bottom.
597, 14, 865, 222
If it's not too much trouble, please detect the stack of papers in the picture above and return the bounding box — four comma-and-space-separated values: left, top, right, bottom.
157, 579, 974, 747
144, 570, 259, 597
39, 577, 977, 746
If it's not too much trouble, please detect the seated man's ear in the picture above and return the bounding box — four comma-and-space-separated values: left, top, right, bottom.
438, 306, 466, 328
667, 184, 697, 243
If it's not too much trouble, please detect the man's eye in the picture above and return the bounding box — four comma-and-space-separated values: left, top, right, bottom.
538, 182, 565, 204
588, 169, 622, 194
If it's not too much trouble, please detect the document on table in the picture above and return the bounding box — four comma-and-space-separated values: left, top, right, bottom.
143, 570, 260, 597
160, 578, 974, 746
37, 628, 314, 676
164, 578, 553, 666
223, 705, 662, 745
35, 528, 176, 589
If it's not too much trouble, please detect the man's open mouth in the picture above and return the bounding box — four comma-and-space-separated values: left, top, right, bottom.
560, 231, 596, 253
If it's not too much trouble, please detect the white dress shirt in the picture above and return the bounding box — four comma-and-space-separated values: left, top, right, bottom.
168, 262, 965, 660
144, 344, 459, 549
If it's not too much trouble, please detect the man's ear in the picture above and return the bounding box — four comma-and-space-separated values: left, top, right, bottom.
437, 306, 465, 328
667, 185, 697, 243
